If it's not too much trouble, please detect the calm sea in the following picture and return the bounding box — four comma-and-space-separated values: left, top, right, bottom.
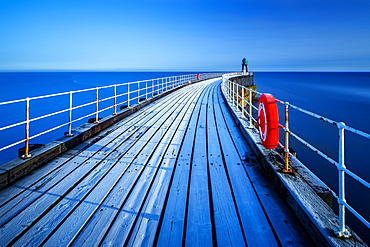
254, 72, 370, 243
0, 71, 369, 242
0, 71, 192, 163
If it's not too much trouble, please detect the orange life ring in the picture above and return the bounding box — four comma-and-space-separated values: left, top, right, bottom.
258, 93, 279, 149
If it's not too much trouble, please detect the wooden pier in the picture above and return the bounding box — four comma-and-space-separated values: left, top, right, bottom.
0, 77, 364, 246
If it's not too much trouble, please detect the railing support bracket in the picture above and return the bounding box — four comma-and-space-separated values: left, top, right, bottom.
334, 228, 351, 239
21, 154, 32, 159
283, 167, 292, 173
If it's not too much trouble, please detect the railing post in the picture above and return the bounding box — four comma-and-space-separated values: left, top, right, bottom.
241, 87, 245, 118
22, 97, 32, 159
225, 79, 227, 101
248, 90, 253, 128
138, 81, 140, 103
94, 87, 99, 124
128, 83, 131, 108
227, 80, 229, 101
230, 81, 233, 103
113, 85, 117, 115
66, 91, 74, 136
335, 122, 351, 238
157, 79, 159, 93
150, 79, 154, 98
233, 82, 236, 106
235, 84, 240, 112
283, 102, 292, 173
231, 81, 233, 104
154, 79, 156, 94
146, 80, 148, 100
225, 79, 227, 99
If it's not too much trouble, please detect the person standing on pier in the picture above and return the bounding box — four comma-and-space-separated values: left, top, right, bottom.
242, 58, 248, 72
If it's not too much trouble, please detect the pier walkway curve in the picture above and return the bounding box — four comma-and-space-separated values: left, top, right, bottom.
0, 78, 313, 246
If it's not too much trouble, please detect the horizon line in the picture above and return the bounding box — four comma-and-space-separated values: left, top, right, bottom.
0, 69, 369, 73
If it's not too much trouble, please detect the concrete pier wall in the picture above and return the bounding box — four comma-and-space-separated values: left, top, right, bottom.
229, 74, 255, 86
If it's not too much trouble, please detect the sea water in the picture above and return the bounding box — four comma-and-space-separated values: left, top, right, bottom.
0, 71, 369, 242
254, 72, 370, 242
0, 71, 192, 164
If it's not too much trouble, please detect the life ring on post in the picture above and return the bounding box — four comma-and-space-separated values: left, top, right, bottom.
196, 74, 200, 80
258, 93, 279, 149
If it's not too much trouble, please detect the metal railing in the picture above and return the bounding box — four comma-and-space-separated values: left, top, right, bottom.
0, 72, 223, 161
221, 72, 370, 238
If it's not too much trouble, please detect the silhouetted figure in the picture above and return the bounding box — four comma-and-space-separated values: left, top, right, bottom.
242, 58, 248, 72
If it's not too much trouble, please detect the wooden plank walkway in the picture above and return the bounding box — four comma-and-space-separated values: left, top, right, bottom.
0, 78, 313, 246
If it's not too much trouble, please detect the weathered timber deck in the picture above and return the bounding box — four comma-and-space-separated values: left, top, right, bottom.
0, 78, 313, 246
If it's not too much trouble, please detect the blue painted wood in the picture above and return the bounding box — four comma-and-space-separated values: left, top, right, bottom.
0, 86, 194, 246
100, 83, 204, 246
155, 84, 208, 247
126, 87, 204, 246
184, 82, 214, 247
216, 84, 314, 246
211, 83, 280, 246
206, 84, 246, 246
71, 85, 201, 247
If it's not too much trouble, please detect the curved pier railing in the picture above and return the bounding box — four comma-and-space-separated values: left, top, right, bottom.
2, 71, 368, 240
221, 73, 370, 239
0, 73, 222, 162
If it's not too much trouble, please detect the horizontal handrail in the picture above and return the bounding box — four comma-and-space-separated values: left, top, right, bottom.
0, 72, 223, 161
221, 72, 370, 238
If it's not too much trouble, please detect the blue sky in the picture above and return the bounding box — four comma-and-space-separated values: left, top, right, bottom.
0, 0, 369, 72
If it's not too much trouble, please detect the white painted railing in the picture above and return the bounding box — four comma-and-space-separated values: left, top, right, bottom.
0, 73, 222, 160
221, 72, 370, 239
